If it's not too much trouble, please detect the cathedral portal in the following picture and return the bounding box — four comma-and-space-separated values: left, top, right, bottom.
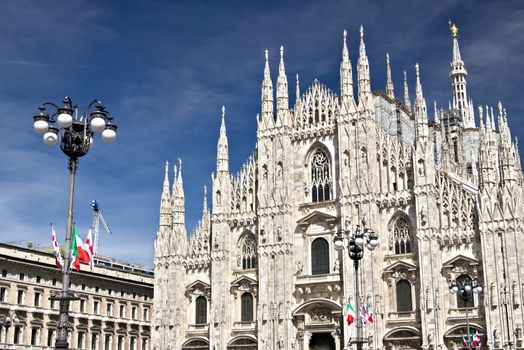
309, 333, 335, 350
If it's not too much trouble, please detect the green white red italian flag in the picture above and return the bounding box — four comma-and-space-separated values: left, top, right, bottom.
346, 303, 356, 325
70, 226, 92, 271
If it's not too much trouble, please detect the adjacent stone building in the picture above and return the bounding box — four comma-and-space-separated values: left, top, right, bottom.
153, 24, 524, 350
0, 243, 153, 350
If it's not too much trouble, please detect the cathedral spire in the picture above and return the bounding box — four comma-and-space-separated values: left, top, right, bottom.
449, 21, 473, 128
276, 46, 289, 114
261, 49, 274, 118
159, 160, 172, 228
485, 105, 492, 130
172, 158, 186, 230
202, 185, 208, 214
295, 73, 300, 105
340, 29, 354, 100
216, 105, 229, 174
414, 63, 428, 138
357, 25, 372, 107
404, 70, 411, 112
478, 105, 484, 129
162, 160, 170, 200
386, 53, 395, 99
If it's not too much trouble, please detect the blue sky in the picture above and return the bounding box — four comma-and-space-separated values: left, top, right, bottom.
0, 0, 523, 267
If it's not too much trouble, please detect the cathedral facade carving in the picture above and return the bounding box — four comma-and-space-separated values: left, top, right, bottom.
152, 24, 524, 350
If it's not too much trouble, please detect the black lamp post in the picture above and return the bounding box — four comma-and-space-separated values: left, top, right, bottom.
32, 97, 117, 349
449, 278, 482, 349
334, 225, 379, 350
0, 313, 19, 350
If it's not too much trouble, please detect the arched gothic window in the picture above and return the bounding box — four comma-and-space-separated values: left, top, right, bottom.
311, 238, 329, 275
227, 337, 257, 349
241, 293, 254, 322
195, 296, 207, 324
396, 279, 412, 312
311, 150, 331, 202
239, 234, 257, 269
456, 274, 475, 308
182, 339, 209, 350
393, 217, 411, 254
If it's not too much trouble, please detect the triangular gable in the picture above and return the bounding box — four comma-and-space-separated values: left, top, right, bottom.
442, 254, 479, 268
231, 275, 257, 287
383, 260, 417, 273
186, 279, 211, 292
297, 210, 338, 227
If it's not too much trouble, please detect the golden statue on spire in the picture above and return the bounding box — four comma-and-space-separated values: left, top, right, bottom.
448, 20, 459, 38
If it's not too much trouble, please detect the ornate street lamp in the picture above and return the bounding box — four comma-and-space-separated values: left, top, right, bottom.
1, 313, 20, 350
449, 277, 482, 349
32, 97, 117, 349
334, 225, 379, 350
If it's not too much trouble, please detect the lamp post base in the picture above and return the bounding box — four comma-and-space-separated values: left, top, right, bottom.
350, 337, 367, 350
55, 339, 69, 349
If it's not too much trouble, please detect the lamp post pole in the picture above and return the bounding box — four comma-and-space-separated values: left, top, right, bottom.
0, 313, 19, 350
32, 97, 117, 349
449, 278, 482, 350
334, 225, 379, 350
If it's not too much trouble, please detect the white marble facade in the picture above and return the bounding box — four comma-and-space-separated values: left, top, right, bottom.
153, 25, 524, 350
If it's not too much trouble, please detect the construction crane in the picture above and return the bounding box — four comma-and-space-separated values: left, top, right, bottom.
91, 199, 112, 255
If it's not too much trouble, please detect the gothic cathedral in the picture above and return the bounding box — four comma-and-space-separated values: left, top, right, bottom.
152, 24, 524, 350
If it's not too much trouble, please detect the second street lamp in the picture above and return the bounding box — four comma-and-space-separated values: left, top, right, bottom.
32, 97, 117, 349
449, 277, 482, 350
334, 225, 379, 350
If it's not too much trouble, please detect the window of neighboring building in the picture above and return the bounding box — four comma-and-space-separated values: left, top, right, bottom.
95, 287, 99, 293
19, 273, 25, 281
36, 275, 41, 283
94, 301, 99, 315
456, 274, 475, 308
107, 303, 113, 316
50, 298, 56, 309
80, 299, 86, 313
142, 339, 148, 350
34, 292, 41, 307
91, 333, 98, 350
240, 234, 257, 269
195, 296, 207, 324
131, 306, 137, 319
14, 326, 21, 344
143, 308, 149, 321
119, 305, 125, 318
47, 329, 55, 347
311, 237, 330, 275
0, 287, 6, 302
393, 217, 411, 254
1, 270, 6, 278
241, 293, 254, 322
31, 328, 38, 345
117, 336, 124, 350
132, 292, 136, 299
17, 290, 24, 304
52, 278, 57, 286
82, 284, 86, 291
78, 332, 85, 349
311, 149, 331, 202
105, 335, 111, 350
130, 337, 136, 350
396, 279, 412, 312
